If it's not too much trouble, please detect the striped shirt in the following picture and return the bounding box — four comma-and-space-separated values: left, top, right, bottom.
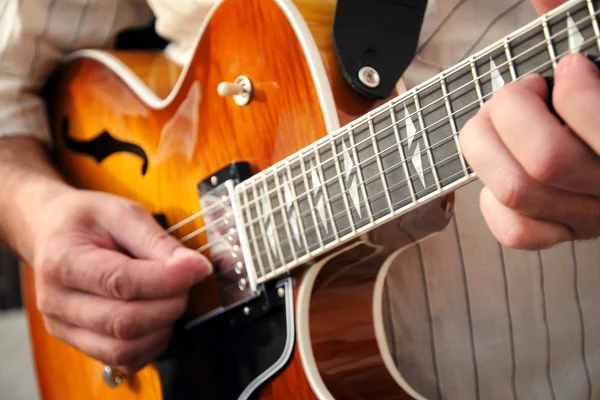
2, 1, 599, 399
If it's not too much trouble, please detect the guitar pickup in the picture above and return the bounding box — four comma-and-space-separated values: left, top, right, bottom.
195, 162, 259, 317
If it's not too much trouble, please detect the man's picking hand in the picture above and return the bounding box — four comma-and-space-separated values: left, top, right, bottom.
30, 189, 212, 374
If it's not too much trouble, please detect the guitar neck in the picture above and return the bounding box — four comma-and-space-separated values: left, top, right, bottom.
235, 0, 600, 284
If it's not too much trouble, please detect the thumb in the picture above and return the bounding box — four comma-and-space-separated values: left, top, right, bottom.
102, 201, 213, 278
530, 0, 568, 15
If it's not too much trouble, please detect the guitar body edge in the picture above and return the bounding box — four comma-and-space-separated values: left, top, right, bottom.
295, 195, 453, 400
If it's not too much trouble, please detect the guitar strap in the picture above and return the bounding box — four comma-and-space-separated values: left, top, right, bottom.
332, 0, 429, 99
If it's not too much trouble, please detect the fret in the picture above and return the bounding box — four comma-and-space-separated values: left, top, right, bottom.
470, 60, 485, 107
313, 145, 345, 241
283, 159, 312, 257
511, 20, 554, 78
367, 118, 394, 218
440, 74, 469, 183
503, 38, 518, 81
306, 152, 337, 245
251, 180, 277, 277
543, 16, 559, 69
295, 152, 325, 251
326, 137, 358, 235
587, 0, 600, 53
350, 114, 396, 220
247, 181, 276, 278
261, 174, 290, 265
273, 167, 299, 268
389, 104, 417, 207
394, 99, 436, 200
240, 186, 267, 280
345, 127, 375, 226
230, 189, 258, 290
414, 84, 446, 193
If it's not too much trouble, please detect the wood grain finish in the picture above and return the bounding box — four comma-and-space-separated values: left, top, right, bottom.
107, 51, 182, 100
307, 196, 453, 399
22, 0, 451, 399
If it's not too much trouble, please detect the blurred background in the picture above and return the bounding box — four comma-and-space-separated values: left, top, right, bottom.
0, 249, 40, 400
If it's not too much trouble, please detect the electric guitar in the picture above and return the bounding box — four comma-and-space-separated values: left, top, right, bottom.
22, 0, 599, 398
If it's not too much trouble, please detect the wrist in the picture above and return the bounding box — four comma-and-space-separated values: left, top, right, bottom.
0, 136, 74, 263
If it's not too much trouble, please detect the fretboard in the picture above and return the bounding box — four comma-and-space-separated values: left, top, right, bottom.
236, 0, 600, 284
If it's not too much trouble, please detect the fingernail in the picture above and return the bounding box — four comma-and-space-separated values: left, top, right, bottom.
190, 261, 213, 283
555, 53, 578, 78
171, 247, 198, 260
171, 247, 213, 282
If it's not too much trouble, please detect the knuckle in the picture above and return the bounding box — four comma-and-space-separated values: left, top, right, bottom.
120, 200, 147, 221
146, 229, 172, 251
36, 245, 79, 287
102, 269, 134, 301
494, 173, 530, 210
108, 344, 136, 367
110, 313, 134, 340
525, 144, 563, 184
499, 223, 530, 249
122, 200, 146, 215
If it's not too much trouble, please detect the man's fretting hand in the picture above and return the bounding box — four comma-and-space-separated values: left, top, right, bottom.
30, 189, 212, 374
460, 53, 600, 249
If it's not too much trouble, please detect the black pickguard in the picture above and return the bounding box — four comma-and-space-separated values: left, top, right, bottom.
60, 118, 149, 175
155, 278, 294, 400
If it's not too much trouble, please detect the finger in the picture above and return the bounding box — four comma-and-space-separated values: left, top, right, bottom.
479, 187, 572, 249
102, 200, 211, 266
49, 245, 210, 300
43, 317, 171, 374
489, 74, 600, 196
460, 104, 600, 234
530, 0, 568, 15
554, 53, 600, 157
460, 104, 554, 217
37, 285, 187, 340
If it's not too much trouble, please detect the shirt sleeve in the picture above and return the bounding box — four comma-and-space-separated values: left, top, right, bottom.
0, 0, 154, 145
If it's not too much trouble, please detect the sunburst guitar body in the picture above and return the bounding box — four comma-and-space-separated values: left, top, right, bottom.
25, 0, 589, 397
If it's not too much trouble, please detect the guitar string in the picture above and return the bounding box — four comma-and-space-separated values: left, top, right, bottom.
178, 31, 600, 259
257, 168, 472, 280
163, 7, 596, 237
156, 8, 595, 278
236, 6, 598, 195
242, 166, 479, 280
222, 37, 600, 240
196, 40, 600, 271
190, 127, 464, 249
195, 148, 467, 255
